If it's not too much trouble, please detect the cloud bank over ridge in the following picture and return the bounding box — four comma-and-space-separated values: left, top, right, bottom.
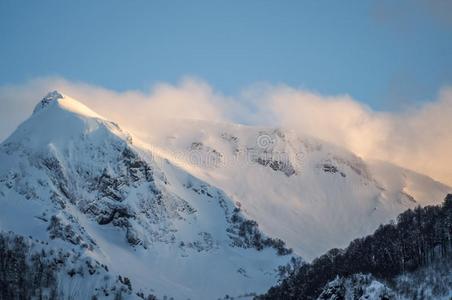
0, 77, 451, 186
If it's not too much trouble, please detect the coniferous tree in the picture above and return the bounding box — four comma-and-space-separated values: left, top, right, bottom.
258, 195, 452, 300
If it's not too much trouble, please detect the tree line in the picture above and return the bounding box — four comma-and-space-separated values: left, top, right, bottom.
258, 194, 452, 300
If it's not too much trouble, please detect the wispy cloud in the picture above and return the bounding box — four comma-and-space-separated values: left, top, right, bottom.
1, 77, 451, 186
254, 84, 452, 187
372, 0, 452, 30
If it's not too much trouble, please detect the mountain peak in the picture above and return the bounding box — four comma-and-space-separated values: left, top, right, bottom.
32, 91, 103, 120
33, 90, 65, 114
45, 90, 64, 100
2, 91, 126, 151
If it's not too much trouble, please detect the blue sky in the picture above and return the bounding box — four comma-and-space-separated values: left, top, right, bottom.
1, 0, 451, 110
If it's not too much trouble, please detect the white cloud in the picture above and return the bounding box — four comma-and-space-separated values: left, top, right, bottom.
255, 84, 452, 187
1, 77, 451, 186
0, 77, 231, 141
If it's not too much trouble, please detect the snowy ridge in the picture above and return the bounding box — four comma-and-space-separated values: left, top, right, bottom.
33, 90, 103, 119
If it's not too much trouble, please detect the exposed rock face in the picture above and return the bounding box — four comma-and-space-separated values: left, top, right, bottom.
33, 91, 64, 114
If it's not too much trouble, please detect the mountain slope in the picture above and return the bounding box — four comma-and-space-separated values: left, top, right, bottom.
0, 91, 450, 299
258, 195, 452, 300
138, 119, 451, 260
0, 92, 293, 299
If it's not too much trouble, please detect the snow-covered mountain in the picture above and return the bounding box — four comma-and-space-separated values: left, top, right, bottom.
0, 91, 450, 299
141, 119, 451, 260
0, 92, 293, 299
